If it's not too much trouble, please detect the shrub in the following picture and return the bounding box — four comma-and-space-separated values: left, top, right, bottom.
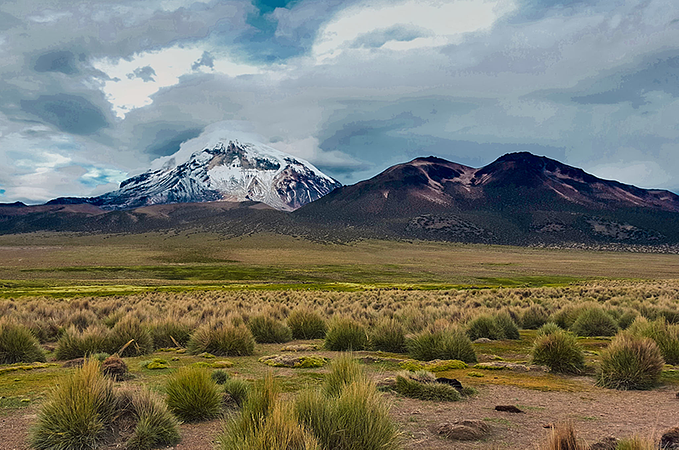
394, 373, 461, 401
597, 334, 664, 390
166, 367, 222, 422
407, 327, 477, 363
324, 318, 368, 351
0, 320, 45, 364
466, 314, 504, 341
54, 326, 110, 360
188, 323, 255, 357
108, 317, 153, 357
628, 317, 679, 365
126, 389, 181, 450
218, 373, 319, 450
287, 309, 327, 340
521, 305, 549, 329
369, 318, 406, 353
31, 359, 118, 450
536, 322, 562, 337
224, 377, 251, 407
248, 315, 293, 344
211, 369, 230, 385
149, 318, 193, 348
323, 353, 367, 398
494, 311, 520, 340
570, 307, 618, 337
531, 329, 585, 373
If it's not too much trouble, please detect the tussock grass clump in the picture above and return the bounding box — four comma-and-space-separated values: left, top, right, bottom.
224, 377, 251, 407
324, 318, 368, 351
521, 305, 549, 330
322, 353, 367, 398
407, 327, 477, 363
188, 323, 255, 357
248, 315, 293, 344
394, 372, 461, 402
628, 317, 679, 364
287, 309, 327, 340
108, 317, 154, 357
616, 436, 657, 450
570, 307, 618, 337
536, 322, 562, 337
541, 423, 586, 450
531, 329, 584, 373
149, 318, 193, 348
617, 309, 639, 330
166, 367, 222, 422
126, 389, 181, 450
466, 314, 504, 341
218, 373, 320, 450
31, 359, 118, 450
369, 317, 406, 353
597, 333, 664, 390
0, 320, 45, 364
211, 369, 230, 385
55, 325, 110, 361
494, 311, 520, 340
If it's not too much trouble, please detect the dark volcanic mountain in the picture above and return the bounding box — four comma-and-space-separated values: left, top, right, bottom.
294, 152, 679, 245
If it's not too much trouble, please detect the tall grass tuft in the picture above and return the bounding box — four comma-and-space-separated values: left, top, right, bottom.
369, 317, 406, 353
324, 317, 368, 351
322, 353, 367, 397
108, 317, 154, 357
30, 359, 117, 450
287, 309, 327, 340
394, 372, 461, 401
597, 333, 664, 390
55, 325, 110, 360
532, 329, 584, 373
0, 320, 45, 364
248, 315, 293, 344
570, 307, 618, 337
126, 389, 181, 450
521, 305, 549, 330
494, 311, 521, 340
466, 314, 504, 341
628, 317, 679, 364
165, 367, 222, 422
407, 327, 477, 363
541, 423, 586, 450
616, 436, 657, 450
188, 323, 255, 356
149, 318, 193, 348
224, 377, 251, 407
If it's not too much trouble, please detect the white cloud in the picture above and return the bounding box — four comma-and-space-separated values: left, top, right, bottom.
313, 0, 517, 61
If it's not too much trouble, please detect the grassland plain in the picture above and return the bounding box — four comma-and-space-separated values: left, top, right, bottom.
0, 232, 679, 449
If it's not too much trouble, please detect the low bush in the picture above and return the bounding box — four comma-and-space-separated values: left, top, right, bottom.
369, 318, 406, 353
31, 359, 118, 450
407, 327, 477, 363
54, 326, 110, 361
531, 329, 585, 373
126, 389, 181, 450
324, 318, 368, 351
166, 367, 222, 422
394, 373, 461, 401
149, 318, 193, 349
108, 317, 153, 357
628, 317, 679, 365
287, 309, 327, 340
521, 305, 549, 330
248, 315, 293, 344
223, 377, 251, 407
466, 314, 504, 341
0, 320, 45, 364
188, 323, 255, 357
570, 307, 618, 337
597, 333, 664, 390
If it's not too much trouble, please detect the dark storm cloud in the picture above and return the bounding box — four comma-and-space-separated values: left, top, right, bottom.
144, 126, 205, 156
21, 94, 109, 135
192, 51, 215, 70
34, 50, 79, 75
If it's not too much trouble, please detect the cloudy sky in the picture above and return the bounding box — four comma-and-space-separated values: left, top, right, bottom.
1, 0, 679, 203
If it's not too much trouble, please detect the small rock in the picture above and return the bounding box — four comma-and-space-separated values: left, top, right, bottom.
102, 355, 128, 381
259, 354, 327, 368
661, 427, 679, 449
281, 344, 318, 352
495, 405, 524, 413
473, 338, 493, 343
589, 436, 618, 450
435, 420, 491, 441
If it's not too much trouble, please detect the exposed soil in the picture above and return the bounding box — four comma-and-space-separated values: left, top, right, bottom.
2, 382, 677, 450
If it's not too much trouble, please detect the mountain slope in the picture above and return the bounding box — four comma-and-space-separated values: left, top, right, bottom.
294, 152, 679, 245
50, 136, 341, 211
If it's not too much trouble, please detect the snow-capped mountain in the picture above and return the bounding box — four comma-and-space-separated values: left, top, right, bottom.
53, 134, 342, 211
